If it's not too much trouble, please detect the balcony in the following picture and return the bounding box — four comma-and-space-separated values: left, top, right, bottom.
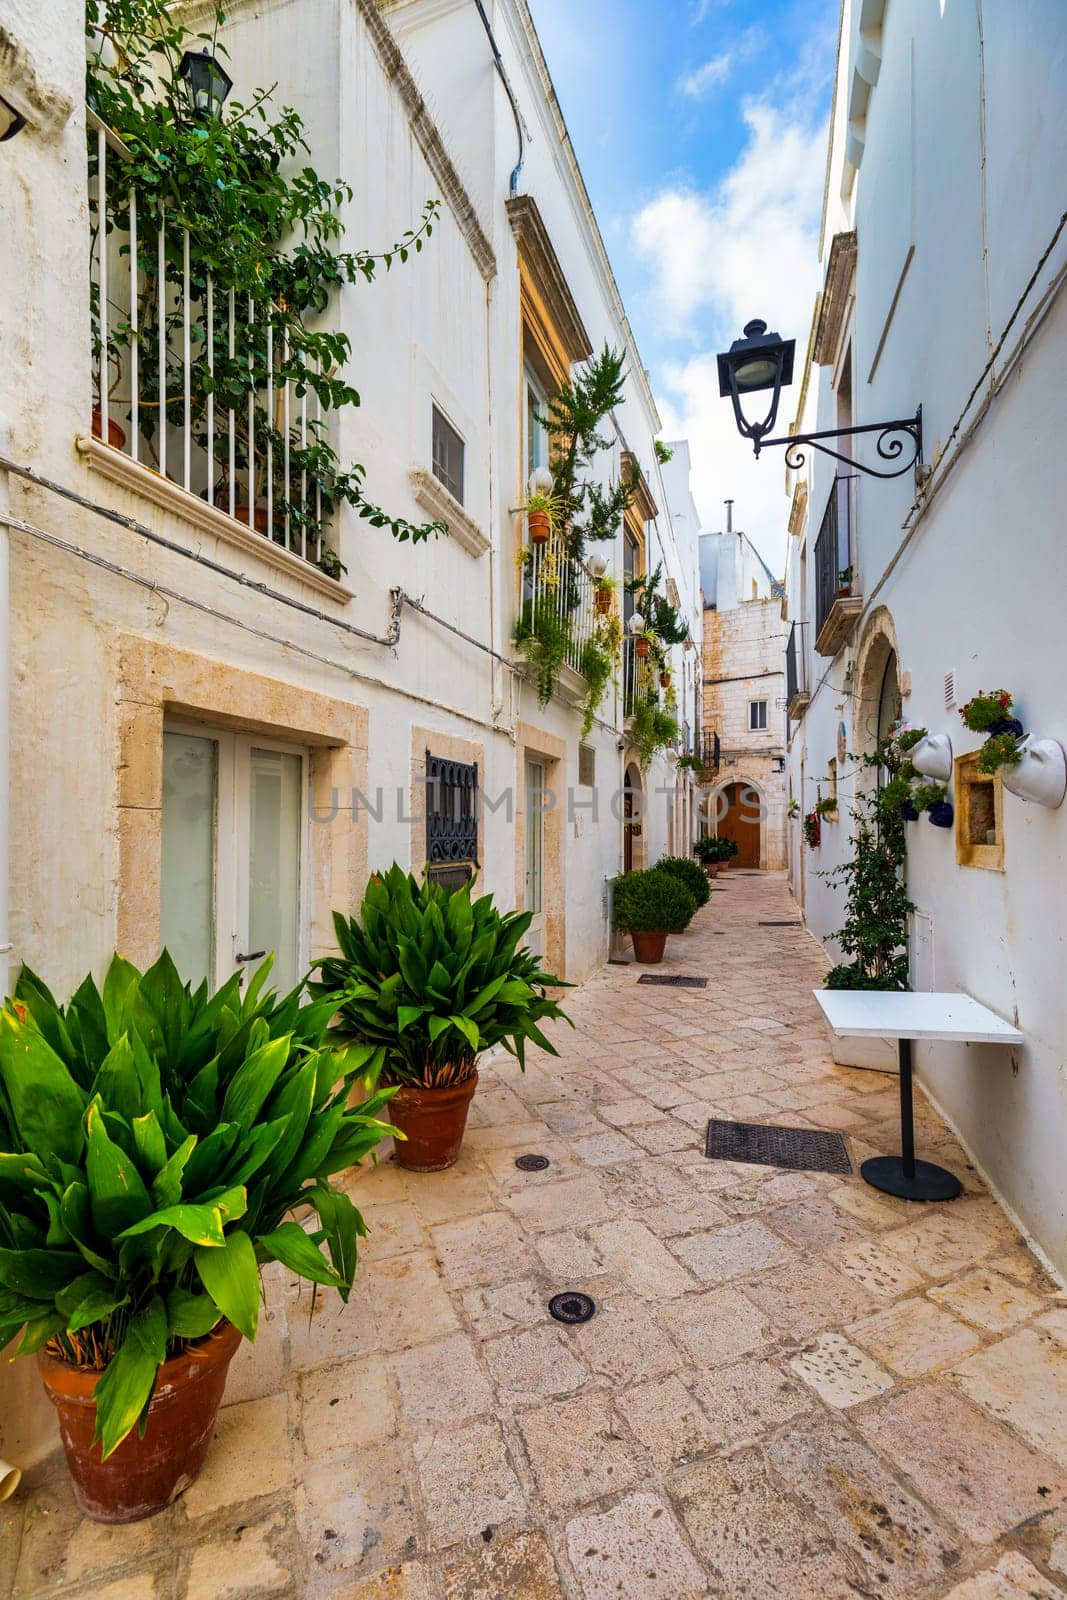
814, 475, 861, 656
786, 621, 810, 718
87, 113, 342, 586
699, 730, 721, 779
516, 541, 600, 699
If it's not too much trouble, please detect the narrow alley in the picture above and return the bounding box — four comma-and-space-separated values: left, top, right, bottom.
7, 875, 1066, 1600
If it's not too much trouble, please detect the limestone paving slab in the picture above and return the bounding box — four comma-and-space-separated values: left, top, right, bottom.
788, 1330, 895, 1408
765, 1410, 962, 1595
855, 1385, 1067, 1544
564, 1492, 706, 1600
950, 1326, 1067, 1469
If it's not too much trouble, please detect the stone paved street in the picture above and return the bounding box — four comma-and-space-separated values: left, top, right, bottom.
4, 873, 1067, 1600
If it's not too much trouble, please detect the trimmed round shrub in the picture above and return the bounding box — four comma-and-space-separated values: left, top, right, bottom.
652, 855, 710, 910
613, 869, 697, 933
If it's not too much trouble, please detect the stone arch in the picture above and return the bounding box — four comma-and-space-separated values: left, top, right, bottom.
713, 773, 767, 868
852, 606, 901, 760
622, 758, 647, 872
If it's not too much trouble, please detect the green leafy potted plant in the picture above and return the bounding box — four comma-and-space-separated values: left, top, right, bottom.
959, 689, 1023, 739
976, 731, 1024, 777
520, 490, 567, 547
311, 867, 570, 1172
652, 856, 710, 912
0, 952, 395, 1523
693, 836, 735, 875
612, 869, 696, 964
912, 780, 954, 827
593, 573, 618, 615
814, 797, 838, 821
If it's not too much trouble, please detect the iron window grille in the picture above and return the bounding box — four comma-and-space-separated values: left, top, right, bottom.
431, 405, 465, 505
425, 751, 478, 888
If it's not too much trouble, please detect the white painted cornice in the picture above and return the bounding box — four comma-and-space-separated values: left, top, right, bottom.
409, 469, 489, 556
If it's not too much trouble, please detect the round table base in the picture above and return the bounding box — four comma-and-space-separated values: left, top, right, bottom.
861, 1155, 962, 1202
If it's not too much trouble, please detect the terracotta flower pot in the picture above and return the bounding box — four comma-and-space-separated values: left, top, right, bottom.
389, 1071, 479, 1171
594, 588, 612, 614
527, 510, 551, 546
659, 671, 671, 689
38, 1320, 242, 1524
635, 637, 650, 659
630, 929, 668, 964
91, 408, 126, 450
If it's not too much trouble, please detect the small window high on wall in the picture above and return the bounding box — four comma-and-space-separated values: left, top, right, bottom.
749, 699, 768, 732
432, 405, 465, 505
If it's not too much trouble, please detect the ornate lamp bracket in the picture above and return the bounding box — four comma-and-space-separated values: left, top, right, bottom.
756, 408, 923, 481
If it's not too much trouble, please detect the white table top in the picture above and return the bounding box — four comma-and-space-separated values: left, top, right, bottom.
813, 989, 1023, 1044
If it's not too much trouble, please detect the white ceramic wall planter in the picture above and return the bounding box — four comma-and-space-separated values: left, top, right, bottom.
910, 733, 953, 782
1001, 738, 1067, 809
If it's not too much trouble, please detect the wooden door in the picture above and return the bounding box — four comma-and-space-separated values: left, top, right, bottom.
719, 782, 761, 868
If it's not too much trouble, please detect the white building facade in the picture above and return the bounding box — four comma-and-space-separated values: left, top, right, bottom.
0, 0, 700, 1456
784, 0, 1067, 1275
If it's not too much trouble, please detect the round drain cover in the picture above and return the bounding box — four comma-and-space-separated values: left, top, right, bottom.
515, 1153, 550, 1172
549, 1292, 596, 1325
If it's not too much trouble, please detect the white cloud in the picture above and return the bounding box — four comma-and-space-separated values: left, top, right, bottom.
678, 51, 733, 98
678, 25, 763, 99
631, 97, 827, 569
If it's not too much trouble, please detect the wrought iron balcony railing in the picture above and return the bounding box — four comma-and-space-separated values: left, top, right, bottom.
786, 620, 810, 717
814, 475, 861, 655
88, 111, 335, 572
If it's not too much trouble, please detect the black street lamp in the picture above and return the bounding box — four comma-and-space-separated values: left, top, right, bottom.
716, 320, 795, 456
178, 47, 233, 121
717, 317, 923, 481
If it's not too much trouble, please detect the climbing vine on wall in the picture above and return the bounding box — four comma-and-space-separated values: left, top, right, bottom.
823, 737, 915, 991
86, 0, 445, 553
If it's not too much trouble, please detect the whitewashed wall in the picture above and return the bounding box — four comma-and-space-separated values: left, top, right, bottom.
786, 0, 1067, 1275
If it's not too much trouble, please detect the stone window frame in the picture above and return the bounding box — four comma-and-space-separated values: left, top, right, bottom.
117, 636, 367, 970
955, 752, 1005, 872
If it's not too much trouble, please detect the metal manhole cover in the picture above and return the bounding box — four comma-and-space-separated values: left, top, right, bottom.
704, 1118, 852, 1175
515, 1153, 550, 1172
636, 974, 708, 989
549, 1292, 596, 1325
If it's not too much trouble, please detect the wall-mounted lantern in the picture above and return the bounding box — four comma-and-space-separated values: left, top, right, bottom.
717, 316, 923, 481
178, 47, 233, 121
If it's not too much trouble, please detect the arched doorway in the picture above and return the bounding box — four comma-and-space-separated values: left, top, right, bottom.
718, 780, 762, 868
853, 608, 901, 761
623, 761, 645, 873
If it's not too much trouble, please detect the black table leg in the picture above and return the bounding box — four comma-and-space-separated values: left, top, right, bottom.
860, 1038, 962, 1201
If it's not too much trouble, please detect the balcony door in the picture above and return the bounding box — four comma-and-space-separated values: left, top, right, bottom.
161, 722, 308, 993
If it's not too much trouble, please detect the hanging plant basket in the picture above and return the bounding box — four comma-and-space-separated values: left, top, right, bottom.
910, 733, 953, 782
928, 800, 954, 829
635, 636, 650, 659
1001, 738, 1067, 808
595, 588, 613, 614
659, 670, 672, 688
527, 510, 551, 545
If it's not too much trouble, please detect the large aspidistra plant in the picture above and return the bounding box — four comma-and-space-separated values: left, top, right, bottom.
310, 866, 572, 1089
0, 952, 396, 1457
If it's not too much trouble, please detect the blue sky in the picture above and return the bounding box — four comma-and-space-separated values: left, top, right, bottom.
527, 0, 838, 570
